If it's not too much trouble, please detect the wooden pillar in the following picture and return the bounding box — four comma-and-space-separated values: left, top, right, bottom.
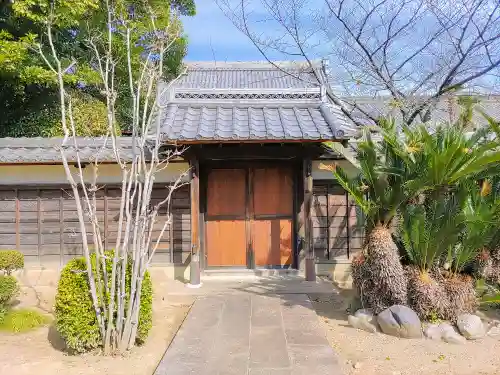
188, 158, 202, 288
303, 158, 316, 281
15, 189, 20, 252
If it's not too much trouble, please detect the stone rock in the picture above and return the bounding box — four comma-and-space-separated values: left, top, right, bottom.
457, 314, 486, 340
355, 308, 378, 330
487, 324, 500, 337
423, 324, 442, 340
348, 312, 378, 334
355, 308, 374, 320
439, 323, 466, 345
424, 323, 466, 344
377, 305, 422, 338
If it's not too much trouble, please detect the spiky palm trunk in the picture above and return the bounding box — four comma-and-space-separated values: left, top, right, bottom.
406, 266, 477, 322
352, 226, 408, 314
406, 266, 450, 320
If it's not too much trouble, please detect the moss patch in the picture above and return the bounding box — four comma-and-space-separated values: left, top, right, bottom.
0, 308, 51, 333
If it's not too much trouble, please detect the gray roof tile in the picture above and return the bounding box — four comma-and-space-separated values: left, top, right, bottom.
157, 61, 350, 142
0, 137, 136, 163
345, 95, 500, 127
159, 104, 346, 142
176, 61, 320, 89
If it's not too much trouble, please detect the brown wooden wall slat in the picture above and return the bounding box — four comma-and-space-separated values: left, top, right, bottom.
0, 185, 191, 266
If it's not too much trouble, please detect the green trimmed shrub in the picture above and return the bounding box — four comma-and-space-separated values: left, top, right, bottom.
55, 254, 153, 353
137, 270, 153, 344
0, 275, 19, 323
0, 275, 19, 306
0, 250, 24, 275
55, 257, 101, 353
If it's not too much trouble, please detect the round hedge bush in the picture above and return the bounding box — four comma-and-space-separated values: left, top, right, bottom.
55, 254, 152, 353
0, 250, 24, 275
0, 275, 19, 305
0, 275, 19, 323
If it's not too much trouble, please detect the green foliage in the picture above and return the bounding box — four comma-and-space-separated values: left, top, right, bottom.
137, 270, 153, 343
402, 123, 500, 193
55, 257, 101, 353
450, 181, 500, 273
0, 275, 19, 307
0, 308, 50, 333
0, 0, 196, 136
0, 250, 24, 275
1, 91, 113, 137
400, 195, 464, 272
427, 311, 443, 324
326, 106, 500, 274
55, 254, 153, 353
476, 278, 500, 306
330, 118, 417, 233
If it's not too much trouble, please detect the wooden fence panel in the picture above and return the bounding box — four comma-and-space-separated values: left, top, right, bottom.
0, 185, 191, 266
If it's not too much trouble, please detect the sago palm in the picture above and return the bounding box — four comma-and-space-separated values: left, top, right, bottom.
401, 112, 500, 275
327, 118, 414, 234
400, 193, 465, 273
403, 110, 500, 195
325, 119, 412, 312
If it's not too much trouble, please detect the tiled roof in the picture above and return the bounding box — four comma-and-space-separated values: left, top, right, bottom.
176, 61, 320, 89
345, 95, 500, 127
0, 137, 135, 163
158, 61, 351, 142
159, 103, 347, 142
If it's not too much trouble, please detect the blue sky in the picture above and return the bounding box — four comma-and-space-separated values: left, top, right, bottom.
182, 1, 267, 61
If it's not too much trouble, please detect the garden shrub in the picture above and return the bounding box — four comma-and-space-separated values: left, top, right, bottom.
0, 275, 19, 305
0, 275, 19, 323
55, 257, 101, 353
0, 250, 24, 274
55, 254, 153, 353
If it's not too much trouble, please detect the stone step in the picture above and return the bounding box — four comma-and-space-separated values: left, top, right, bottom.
202, 268, 302, 279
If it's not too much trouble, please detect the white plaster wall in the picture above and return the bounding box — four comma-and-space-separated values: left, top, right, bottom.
0, 162, 190, 185
312, 159, 359, 180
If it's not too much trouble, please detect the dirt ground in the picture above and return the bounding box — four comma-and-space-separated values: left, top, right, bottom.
310, 291, 500, 375
0, 296, 192, 375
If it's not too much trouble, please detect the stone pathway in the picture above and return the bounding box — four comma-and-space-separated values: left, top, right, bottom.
154, 293, 342, 375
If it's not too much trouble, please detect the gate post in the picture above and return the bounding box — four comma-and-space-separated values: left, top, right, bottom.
187, 158, 202, 288
303, 158, 316, 281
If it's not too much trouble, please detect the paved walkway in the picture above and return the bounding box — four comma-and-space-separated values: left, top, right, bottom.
155, 293, 342, 375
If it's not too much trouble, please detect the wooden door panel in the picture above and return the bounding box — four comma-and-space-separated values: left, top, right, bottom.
207, 169, 246, 217
252, 167, 293, 216
252, 219, 292, 266
206, 220, 247, 266
251, 167, 293, 267
206, 168, 247, 266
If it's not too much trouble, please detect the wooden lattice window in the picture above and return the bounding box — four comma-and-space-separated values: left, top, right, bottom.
312, 181, 364, 261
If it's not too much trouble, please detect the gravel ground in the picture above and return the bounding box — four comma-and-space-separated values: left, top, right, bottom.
310, 291, 500, 375
0, 297, 192, 375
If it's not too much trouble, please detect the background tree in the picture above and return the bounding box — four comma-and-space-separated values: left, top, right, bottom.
0, 0, 195, 137
18, 0, 192, 354
216, 0, 500, 126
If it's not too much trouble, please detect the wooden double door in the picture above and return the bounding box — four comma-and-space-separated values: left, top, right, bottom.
206, 166, 294, 268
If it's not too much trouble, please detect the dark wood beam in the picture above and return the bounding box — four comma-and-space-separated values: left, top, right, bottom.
181, 143, 329, 161
303, 158, 316, 281
188, 158, 201, 286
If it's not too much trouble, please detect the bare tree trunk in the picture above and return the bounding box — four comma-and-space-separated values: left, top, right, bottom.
39, 1, 189, 354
